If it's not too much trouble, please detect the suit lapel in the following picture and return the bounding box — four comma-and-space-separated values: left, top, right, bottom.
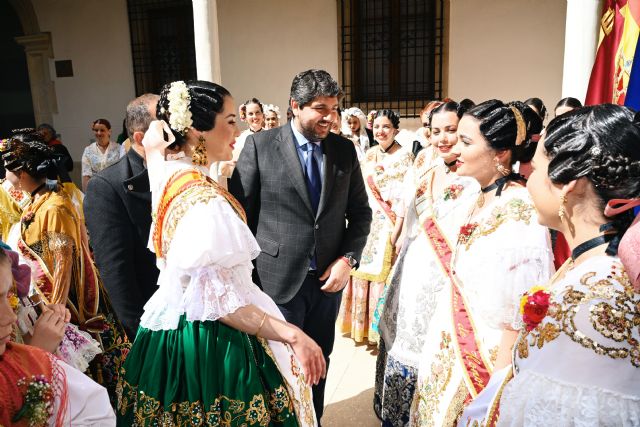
277, 125, 314, 216
317, 136, 336, 218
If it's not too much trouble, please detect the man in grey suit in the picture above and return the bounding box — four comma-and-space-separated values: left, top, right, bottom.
230, 69, 372, 423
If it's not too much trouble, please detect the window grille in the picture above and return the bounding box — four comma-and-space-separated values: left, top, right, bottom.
127, 0, 197, 95
339, 0, 444, 117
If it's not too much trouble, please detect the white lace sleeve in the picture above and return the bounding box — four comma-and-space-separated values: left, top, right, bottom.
463, 222, 554, 331
140, 197, 262, 331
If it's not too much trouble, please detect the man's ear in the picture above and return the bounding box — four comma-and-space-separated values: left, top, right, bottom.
132, 131, 144, 145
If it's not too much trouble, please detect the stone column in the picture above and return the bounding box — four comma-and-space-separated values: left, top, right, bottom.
561, 0, 602, 103
192, 0, 222, 84
15, 32, 57, 126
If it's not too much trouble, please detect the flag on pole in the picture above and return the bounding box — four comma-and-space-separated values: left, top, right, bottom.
586, 0, 640, 105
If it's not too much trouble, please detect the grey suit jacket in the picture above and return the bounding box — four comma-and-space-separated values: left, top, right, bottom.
229, 124, 372, 304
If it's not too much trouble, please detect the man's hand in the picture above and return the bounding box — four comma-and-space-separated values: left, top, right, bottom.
319, 257, 352, 292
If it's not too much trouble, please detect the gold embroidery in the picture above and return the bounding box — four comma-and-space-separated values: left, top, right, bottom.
413, 331, 457, 426
116, 373, 292, 426
443, 380, 468, 427
160, 185, 220, 258
462, 198, 534, 249
518, 262, 640, 367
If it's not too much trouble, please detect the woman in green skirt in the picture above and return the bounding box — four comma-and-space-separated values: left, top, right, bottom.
116, 80, 324, 426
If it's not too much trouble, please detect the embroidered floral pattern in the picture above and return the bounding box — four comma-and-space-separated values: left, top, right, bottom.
459, 198, 534, 249
443, 184, 464, 201
116, 374, 295, 427
518, 262, 640, 367
413, 332, 457, 427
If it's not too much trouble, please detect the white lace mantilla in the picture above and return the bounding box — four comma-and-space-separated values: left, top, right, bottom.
498, 370, 640, 427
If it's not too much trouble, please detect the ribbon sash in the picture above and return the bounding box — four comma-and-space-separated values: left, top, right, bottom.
422, 217, 492, 398
153, 169, 247, 258
366, 174, 396, 225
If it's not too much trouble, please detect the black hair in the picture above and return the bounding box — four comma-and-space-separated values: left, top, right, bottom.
555, 97, 583, 111
156, 80, 231, 146
524, 97, 547, 120
290, 69, 343, 107
92, 118, 111, 130
430, 101, 467, 128
459, 98, 476, 111
509, 101, 543, 163
1, 128, 58, 182
243, 98, 263, 113
544, 104, 640, 253
374, 109, 400, 129
464, 99, 535, 164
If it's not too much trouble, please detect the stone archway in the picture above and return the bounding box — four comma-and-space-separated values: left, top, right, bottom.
9, 0, 57, 126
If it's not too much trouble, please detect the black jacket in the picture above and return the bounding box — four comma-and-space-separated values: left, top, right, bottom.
83, 149, 159, 338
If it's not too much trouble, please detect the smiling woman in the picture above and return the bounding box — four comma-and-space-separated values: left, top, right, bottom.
117, 80, 321, 426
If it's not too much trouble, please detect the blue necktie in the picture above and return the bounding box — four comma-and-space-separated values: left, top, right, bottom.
304, 142, 322, 214
303, 142, 321, 270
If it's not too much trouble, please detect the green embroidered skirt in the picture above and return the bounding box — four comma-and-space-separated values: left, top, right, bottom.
116, 316, 299, 426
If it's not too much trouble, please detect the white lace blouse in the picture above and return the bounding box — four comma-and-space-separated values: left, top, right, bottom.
454, 187, 554, 332
140, 159, 263, 331
498, 256, 640, 426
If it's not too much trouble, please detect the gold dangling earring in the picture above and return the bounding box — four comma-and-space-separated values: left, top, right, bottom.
558, 194, 567, 221
494, 159, 511, 177
192, 135, 208, 166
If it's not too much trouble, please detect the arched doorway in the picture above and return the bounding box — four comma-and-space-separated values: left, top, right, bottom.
0, 1, 35, 136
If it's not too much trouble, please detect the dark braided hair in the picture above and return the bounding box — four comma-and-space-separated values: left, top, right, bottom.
1, 128, 58, 183
156, 80, 231, 147
464, 100, 536, 164
374, 109, 400, 129
429, 100, 468, 128
543, 104, 640, 254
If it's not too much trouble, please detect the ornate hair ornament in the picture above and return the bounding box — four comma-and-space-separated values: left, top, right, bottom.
263, 104, 281, 119
239, 104, 247, 121
509, 106, 526, 146
166, 81, 192, 136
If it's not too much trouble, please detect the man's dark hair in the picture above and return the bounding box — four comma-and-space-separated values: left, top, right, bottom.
125, 93, 159, 139
290, 69, 343, 107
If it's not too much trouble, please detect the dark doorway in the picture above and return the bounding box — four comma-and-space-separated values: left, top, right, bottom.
0, 2, 35, 137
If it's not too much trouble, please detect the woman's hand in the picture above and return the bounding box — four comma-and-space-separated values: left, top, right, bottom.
26, 306, 66, 353
289, 328, 326, 386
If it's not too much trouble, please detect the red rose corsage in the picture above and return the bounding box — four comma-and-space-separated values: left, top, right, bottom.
458, 222, 478, 245
520, 286, 552, 331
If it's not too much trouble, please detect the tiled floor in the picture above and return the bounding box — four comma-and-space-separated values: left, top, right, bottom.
322, 327, 380, 426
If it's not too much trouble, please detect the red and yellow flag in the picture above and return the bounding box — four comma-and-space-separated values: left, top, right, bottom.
586, 0, 640, 105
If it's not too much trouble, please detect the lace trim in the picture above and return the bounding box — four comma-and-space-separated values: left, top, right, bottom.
55, 324, 102, 372
140, 264, 256, 331
500, 370, 640, 427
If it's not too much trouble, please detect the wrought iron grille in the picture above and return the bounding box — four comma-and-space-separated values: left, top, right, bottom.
339, 0, 444, 117
127, 0, 197, 96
